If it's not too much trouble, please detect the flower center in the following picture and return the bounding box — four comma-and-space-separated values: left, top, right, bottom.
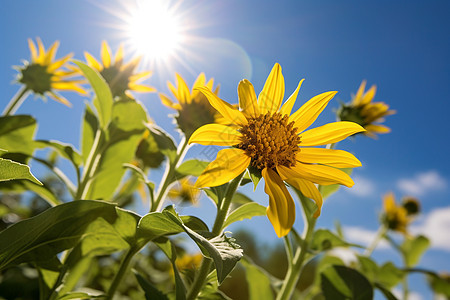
19, 64, 52, 94
100, 66, 131, 97
237, 112, 300, 170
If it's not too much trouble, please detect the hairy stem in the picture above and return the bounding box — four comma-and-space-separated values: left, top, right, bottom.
2, 86, 29, 116
186, 172, 244, 300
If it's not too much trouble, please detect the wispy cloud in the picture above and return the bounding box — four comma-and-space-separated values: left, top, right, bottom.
397, 170, 447, 196
346, 175, 376, 197
393, 288, 423, 300
343, 226, 389, 249
411, 206, 450, 251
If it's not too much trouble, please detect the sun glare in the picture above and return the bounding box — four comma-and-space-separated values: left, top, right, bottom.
127, 0, 184, 61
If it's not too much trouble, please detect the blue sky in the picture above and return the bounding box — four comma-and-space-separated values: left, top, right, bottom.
1, 1, 449, 298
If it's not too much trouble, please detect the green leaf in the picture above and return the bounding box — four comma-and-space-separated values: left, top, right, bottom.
145, 124, 177, 163
0, 115, 37, 156
35, 140, 82, 168
241, 259, 274, 300
73, 60, 113, 128
86, 99, 147, 200
0, 158, 41, 185
428, 272, 450, 297
176, 159, 209, 177
401, 235, 430, 267
374, 283, 399, 300
138, 206, 243, 284
232, 192, 254, 205
377, 262, 404, 288
134, 270, 169, 300
0, 200, 128, 271
0, 180, 60, 206
81, 102, 99, 164
135, 128, 165, 169
247, 166, 262, 190
321, 265, 373, 300
58, 292, 105, 300
319, 168, 353, 199
311, 229, 362, 252
223, 202, 266, 228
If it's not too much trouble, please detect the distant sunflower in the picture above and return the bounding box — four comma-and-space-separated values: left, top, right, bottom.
159, 73, 222, 137
382, 192, 420, 233
15, 37, 86, 107
84, 41, 155, 98
189, 63, 365, 237
338, 80, 395, 138
167, 177, 200, 205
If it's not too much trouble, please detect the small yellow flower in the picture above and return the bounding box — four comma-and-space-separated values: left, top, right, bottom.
167, 177, 200, 205
338, 80, 395, 138
189, 63, 365, 237
175, 252, 203, 271
84, 41, 155, 97
382, 192, 412, 234
17, 38, 86, 106
159, 73, 222, 137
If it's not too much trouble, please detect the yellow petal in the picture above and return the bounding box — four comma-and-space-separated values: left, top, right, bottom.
195, 148, 250, 187
262, 168, 295, 238
167, 81, 179, 100
189, 124, 242, 146
101, 41, 111, 68
128, 83, 156, 93
196, 86, 247, 125
47, 54, 72, 73
84, 52, 103, 71
300, 121, 365, 146
36, 37, 46, 64
361, 85, 376, 105
129, 71, 152, 83
353, 80, 367, 105
47, 91, 72, 107
365, 124, 391, 134
238, 79, 259, 118
51, 82, 87, 95
28, 39, 38, 62
278, 166, 322, 218
290, 91, 337, 133
206, 78, 215, 91
176, 73, 191, 103
383, 192, 396, 213
115, 44, 124, 66
193, 73, 206, 89
44, 41, 59, 66
280, 79, 304, 116
297, 148, 361, 168
159, 93, 180, 110
290, 162, 354, 187
258, 63, 285, 113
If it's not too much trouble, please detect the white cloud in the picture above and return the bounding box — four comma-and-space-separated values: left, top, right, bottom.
410, 206, 450, 251
343, 226, 390, 249
393, 288, 423, 300
346, 175, 376, 197
397, 170, 447, 196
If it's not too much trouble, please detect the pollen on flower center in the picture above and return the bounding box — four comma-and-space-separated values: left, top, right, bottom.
237, 112, 300, 170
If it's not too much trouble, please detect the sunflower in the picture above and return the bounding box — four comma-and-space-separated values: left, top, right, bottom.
159, 73, 222, 137
188, 63, 365, 237
382, 192, 410, 233
167, 177, 200, 205
338, 80, 395, 138
84, 41, 155, 98
16, 37, 86, 106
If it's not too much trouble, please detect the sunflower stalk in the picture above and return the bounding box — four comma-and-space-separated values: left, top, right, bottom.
152, 137, 189, 212
186, 172, 244, 300
364, 225, 387, 256
2, 86, 29, 116
106, 246, 140, 300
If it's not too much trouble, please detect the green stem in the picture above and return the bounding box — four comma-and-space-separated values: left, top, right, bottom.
152, 137, 189, 212
276, 218, 316, 300
75, 129, 103, 200
364, 225, 387, 256
2, 86, 29, 116
106, 247, 139, 300
186, 172, 244, 300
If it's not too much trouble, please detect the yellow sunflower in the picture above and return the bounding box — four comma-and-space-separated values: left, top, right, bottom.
382, 192, 410, 234
16, 37, 86, 106
167, 177, 200, 205
338, 80, 396, 138
84, 41, 155, 98
159, 73, 222, 137
189, 63, 365, 237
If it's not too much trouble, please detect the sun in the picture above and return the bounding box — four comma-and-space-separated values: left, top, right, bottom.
126, 0, 185, 62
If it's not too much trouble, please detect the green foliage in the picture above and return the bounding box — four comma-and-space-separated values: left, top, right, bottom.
223, 202, 266, 228
320, 265, 373, 300
0, 115, 37, 157
176, 159, 209, 177
241, 259, 274, 300
0, 158, 41, 185
401, 235, 430, 267
318, 168, 353, 199
135, 270, 169, 300
311, 229, 362, 251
